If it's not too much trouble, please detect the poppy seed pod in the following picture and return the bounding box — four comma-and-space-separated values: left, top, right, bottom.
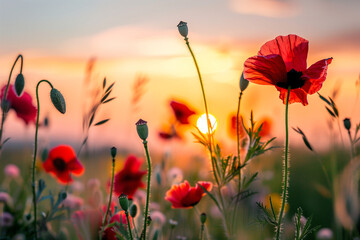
177, 21, 188, 38
119, 193, 129, 211
200, 213, 207, 224
50, 88, 66, 114
110, 147, 117, 158
239, 72, 249, 92
136, 119, 148, 141
15, 73, 25, 97
343, 118, 351, 130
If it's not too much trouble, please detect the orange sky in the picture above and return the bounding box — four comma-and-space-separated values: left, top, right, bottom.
1, 0, 360, 155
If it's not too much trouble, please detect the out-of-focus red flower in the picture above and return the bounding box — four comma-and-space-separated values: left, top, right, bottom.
158, 124, 181, 140
0, 84, 37, 124
43, 145, 84, 184
227, 114, 246, 139
102, 211, 133, 240
243, 34, 332, 106
165, 180, 213, 208
256, 117, 272, 137
170, 100, 196, 124
113, 155, 147, 198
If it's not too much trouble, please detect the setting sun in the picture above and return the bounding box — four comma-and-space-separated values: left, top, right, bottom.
196, 113, 217, 134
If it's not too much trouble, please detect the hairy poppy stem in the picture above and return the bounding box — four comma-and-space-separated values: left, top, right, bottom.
101, 156, 115, 239
184, 38, 219, 186
276, 87, 291, 240
142, 141, 151, 240
125, 211, 134, 240
0, 54, 23, 150
32, 79, 53, 240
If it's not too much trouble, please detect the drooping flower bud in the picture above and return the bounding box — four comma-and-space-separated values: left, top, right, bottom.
110, 147, 117, 158
239, 72, 249, 92
136, 119, 148, 141
15, 73, 25, 97
119, 193, 129, 211
200, 213, 207, 224
50, 88, 66, 114
343, 118, 351, 131
129, 203, 138, 218
177, 21, 188, 38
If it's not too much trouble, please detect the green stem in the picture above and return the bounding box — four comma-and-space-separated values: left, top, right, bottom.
237, 91, 243, 192
143, 141, 151, 240
184, 38, 219, 186
0, 54, 23, 150
32, 79, 53, 240
200, 223, 205, 240
347, 130, 354, 160
102, 157, 115, 237
125, 211, 134, 240
275, 87, 291, 240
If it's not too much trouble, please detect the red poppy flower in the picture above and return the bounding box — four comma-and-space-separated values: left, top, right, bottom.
243, 34, 332, 106
164, 180, 213, 208
256, 117, 272, 137
43, 145, 84, 184
0, 84, 37, 124
158, 124, 181, 140
102, 211, 133, 240
170, 100, 196, 124
113, 155, 147, 198
227, 114, 246, 139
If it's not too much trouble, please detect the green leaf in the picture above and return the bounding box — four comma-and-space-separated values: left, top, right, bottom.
105, 82, 115, 94
103, 77, 107, 89
317, 93, 331, 106
103, 97, 116, 104
101, 90, 112, 103
325, 106, 336, 118
95, 119, 110, 126
198, 184, 222, 212
88, 112, 95, 127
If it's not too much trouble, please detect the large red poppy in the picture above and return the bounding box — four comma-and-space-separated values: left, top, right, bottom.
170, 100, 196, 124
243, 34, 332, 105
43, 145, 84, 184
113, 155, 147, 198
164, 180, 213, 208
0, 84, 37, 124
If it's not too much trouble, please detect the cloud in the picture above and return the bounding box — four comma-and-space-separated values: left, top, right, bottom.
61, 25, 185, 58
229, 0, 299, 18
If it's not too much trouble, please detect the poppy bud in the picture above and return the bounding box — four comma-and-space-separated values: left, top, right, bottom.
15, 73, 25, 97
50, 88, 66, 114
110, 147, 117, 158
239, 72, 249, 92
177, 21, 188, 38
129, 203, 138, 218
343, 118, 351, 131
200, 213, 207, 224
1, 100, 10, 113
119, 193, 129, 211
59, 191, 67, 202
136, 119, 148, 141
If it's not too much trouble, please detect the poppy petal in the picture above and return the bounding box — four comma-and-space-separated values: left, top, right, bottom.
276, 87, 309, 106
258, 34, 309, 72
302, 58, 333, 95
57, 171, 73, 184
68, 159, 85, 176
244, 54, 287, 85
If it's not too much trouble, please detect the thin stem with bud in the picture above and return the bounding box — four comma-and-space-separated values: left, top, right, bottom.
0, 54, 23, 150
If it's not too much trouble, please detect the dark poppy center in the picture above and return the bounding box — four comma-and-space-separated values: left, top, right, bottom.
276, 69, 305, 89
53, 158, 67, 172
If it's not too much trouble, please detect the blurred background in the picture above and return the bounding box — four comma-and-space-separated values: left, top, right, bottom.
1, 0, 360, 155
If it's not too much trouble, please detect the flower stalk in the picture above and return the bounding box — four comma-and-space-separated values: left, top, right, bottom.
142, 140, 151, 240
102, 147, 116, 237
276, 87, 291, 239
0, 54, 23, 150
32, 79, 65, 240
